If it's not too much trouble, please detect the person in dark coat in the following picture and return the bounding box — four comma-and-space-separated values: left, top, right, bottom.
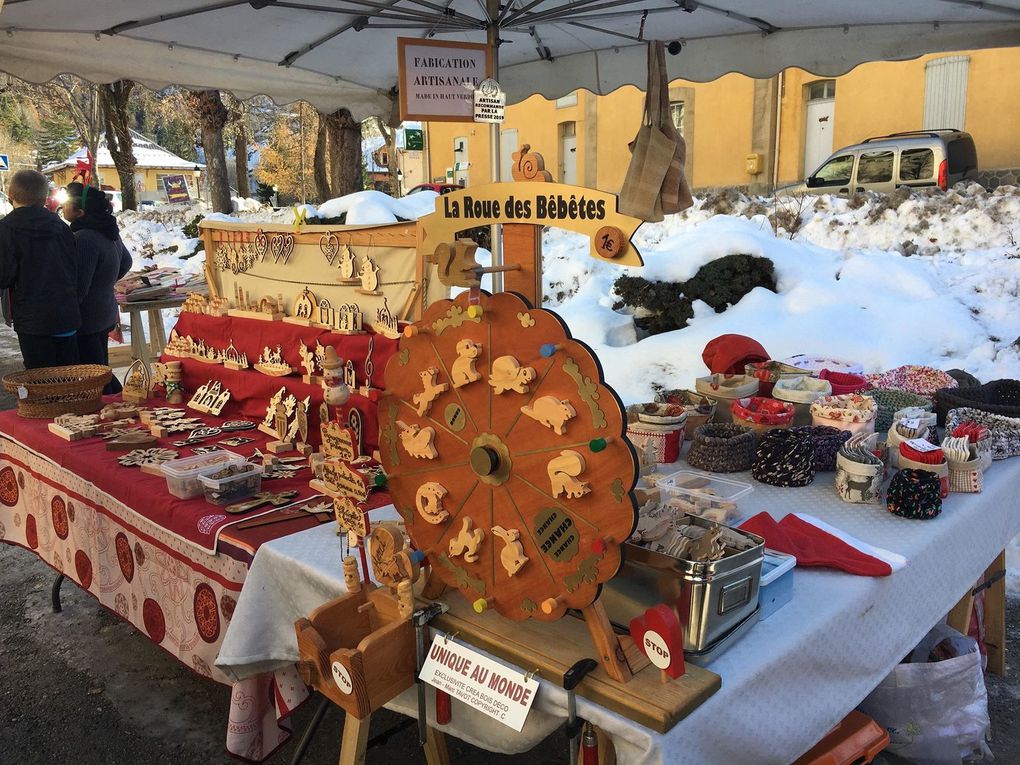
0, 169, 81, 368
62, 182, 133, 393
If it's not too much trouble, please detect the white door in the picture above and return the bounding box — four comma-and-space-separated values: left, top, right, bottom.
559, 123, 577, 185
500, 129, 518, 181
804, 94, 835, 177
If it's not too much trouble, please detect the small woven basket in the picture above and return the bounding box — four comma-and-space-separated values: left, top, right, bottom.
936, 379, 1020, 426
791, 425, 851, 472
686, 423, 757, 473
2, 364, 112, 418
869, 388, 932, 432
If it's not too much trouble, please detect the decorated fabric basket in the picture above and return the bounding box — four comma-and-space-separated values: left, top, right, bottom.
686, 423, 757, 473
866, 365, 957, 401
654, 389, 717, 438
695, 374, 759, 423
936, 379, 1020, 426
627, 402, 689, 428
818, 369, 869, 396
887, 414, 936, 469
869, 388, 932, 432
773, 376, 833, 426
627, 420, 685, 465
751, 428, 814, 487
730, 397, 795, 434
947, 457, 983, 493
1, 364, 112, 418
791, 425, 851, 472
835, 450, 883, 504
744, 360, 802, 397
810, 394, 878, 436
946, 407, 1020, 461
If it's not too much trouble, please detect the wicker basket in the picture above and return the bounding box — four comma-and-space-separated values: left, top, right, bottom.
935, 379, 1020, 426
2, 364, 112, 418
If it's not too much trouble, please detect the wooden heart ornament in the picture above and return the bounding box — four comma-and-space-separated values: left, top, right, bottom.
319, 232, 340, 266
629, 604, 686, 680
270, 233, 295, 264
253, 228, 269, 261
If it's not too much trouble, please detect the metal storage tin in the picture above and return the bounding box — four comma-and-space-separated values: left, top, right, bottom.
603, 515, 765, 653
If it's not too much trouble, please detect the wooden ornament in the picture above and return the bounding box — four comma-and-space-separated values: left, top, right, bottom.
334, 496, 369, 537
48, 414, 101, 441
338, 244, 358, 282
267, 398, 295, 454
222, 340, 250, 371
368, 523, 419, 588
187, 380, 232, 416
337, 303, 364, 334
355, 256, 382, 295
258, 388, 287, 436
629, 604, 686, 681
548, 450, 590, 499
299, 341, 316, 379
225, 489, 299, 515
372, 298, 399, 339
488, 356, 536, 395
491, 526, 529, 577
343, 555, 362, 593
414, 482, 448, 524
427, 239, 481, 288
118, 447, 177, 468
448, 517, 484, 563
451, 339, 482, 387
397, 420, 437, 460
283, 286, 318, 326
511, 143, 553, 182
100, 403, 139, 421
254, 345, 294, 376
521, 396, 577, 436
122, 359, 151, 405
105, 431, 158, 451
412, 367, 448, 416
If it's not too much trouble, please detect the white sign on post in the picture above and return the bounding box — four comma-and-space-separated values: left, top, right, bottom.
398, 38, 491, 122
473, 78, 506, 123
419, 634, 539, 732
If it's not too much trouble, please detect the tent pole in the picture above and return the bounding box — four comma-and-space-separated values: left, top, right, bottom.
487, 0, 504, 292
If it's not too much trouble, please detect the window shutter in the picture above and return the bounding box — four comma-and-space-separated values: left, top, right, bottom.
923, 55, 969, 130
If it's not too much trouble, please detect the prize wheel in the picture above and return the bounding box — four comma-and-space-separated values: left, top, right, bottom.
379, 290, 637, 620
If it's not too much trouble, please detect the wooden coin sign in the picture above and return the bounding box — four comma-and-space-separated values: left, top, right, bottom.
378, 290, 638, 623
321, 421, 358, 462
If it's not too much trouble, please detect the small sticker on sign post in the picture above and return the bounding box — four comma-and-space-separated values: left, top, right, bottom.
473, 78, 506, 124
419, 633, 538, 731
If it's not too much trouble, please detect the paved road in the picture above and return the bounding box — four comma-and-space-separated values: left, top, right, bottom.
0, 323, 1016, 763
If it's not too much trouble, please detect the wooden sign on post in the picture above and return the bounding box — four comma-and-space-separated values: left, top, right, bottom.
321, 421, 359, 462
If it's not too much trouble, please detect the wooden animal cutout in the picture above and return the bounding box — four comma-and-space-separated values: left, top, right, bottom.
413, 367, 448, 416
491, 525, 529, 577
448, 517, 484, 563
511, 143, 553, 182
428, 239, 480, 288
397, 420, 437, 459
548, 450, 590, 499
414, 482, 448, 524
488, 356, 536, 395
369, 524, 418, 588
299, 341, 315, 378
451, 339, 482, 388
521, 396, 576, 436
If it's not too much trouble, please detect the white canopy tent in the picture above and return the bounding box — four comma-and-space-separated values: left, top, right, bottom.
1, 1, 1019, 116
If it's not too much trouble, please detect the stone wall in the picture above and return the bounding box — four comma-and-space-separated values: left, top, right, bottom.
973, 168, 1020, 190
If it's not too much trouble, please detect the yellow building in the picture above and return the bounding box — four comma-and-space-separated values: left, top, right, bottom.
43, 129, 204, 203
425, 47, 1020, 194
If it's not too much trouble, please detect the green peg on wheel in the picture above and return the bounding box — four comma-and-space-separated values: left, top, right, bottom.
373, 473, 388, 488
589, 437, 610, 453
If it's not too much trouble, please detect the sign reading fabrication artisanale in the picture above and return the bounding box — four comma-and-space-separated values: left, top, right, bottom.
419, 635, 538, 732
398, 38, 491, 122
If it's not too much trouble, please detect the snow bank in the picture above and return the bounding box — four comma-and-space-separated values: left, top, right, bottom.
316, 189, 437, 224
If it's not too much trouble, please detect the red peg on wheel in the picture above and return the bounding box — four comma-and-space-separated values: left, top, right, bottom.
590, 536, 614, 556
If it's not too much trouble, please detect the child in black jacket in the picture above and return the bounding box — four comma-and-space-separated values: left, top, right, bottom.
0, 170, 81, 368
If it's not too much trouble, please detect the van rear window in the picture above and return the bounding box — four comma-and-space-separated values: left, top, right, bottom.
947, 137, 977, 175
899, 148, 934, 181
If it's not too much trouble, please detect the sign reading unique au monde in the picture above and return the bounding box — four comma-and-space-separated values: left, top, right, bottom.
417, 181, 645, 266
398, 38, 491, 122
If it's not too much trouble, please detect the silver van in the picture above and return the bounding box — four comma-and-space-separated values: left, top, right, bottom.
782, 130, 978, 196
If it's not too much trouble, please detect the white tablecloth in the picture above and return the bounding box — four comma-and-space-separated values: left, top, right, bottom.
216, 460, 1020, 764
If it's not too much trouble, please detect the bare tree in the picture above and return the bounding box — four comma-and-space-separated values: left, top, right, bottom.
224, 93, 251, 198
26, 76, 104, 187
313, 112, 332, 202
371, 116, 400, 195
185, 89, 232, 213
324, 108, 362, 197
99, 80, 138, 210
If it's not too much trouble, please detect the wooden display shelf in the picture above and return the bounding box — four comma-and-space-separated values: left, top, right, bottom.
428, 595, 720, 733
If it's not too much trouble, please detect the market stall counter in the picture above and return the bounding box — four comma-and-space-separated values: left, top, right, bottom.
216, 456, 1020, 764
0, 404, 393, 761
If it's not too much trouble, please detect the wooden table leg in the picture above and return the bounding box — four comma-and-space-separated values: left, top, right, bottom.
984, 549, 1007, 676
424, 725, 450, 765
129, 310, 147, 366
947, 588, 975, 636
595, 726, 617, 765
147, 308, 168, 360
338, 712, 371, 765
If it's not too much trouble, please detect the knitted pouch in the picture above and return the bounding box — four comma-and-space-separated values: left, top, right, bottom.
752, 428, 815, 487
870, 388, 932, 432
686, 423, 757, 473
887, 469, 942, 520
818, 369, 869, 395
897, 453, 949, 499
791, 425, 851, 472
866, 365, 957, 399
945, 407, 1020, 461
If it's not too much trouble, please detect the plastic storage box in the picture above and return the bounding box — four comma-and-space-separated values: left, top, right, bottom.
160, 451, 247, 500
198, 463, 263, 505
758, 548, 796, 620
655, 469, 753, 524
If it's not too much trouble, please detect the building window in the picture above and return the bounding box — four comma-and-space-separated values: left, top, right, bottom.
555, 92, 578, 108
807, 80, 836, 101
670, 101, 685, 133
